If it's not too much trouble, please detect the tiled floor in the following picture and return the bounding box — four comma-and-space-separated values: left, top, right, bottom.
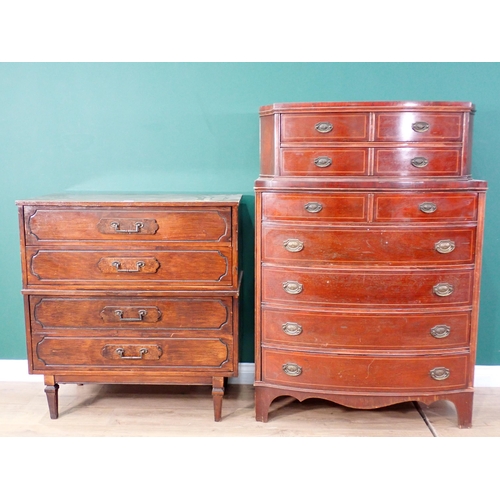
1, 382, 499, 437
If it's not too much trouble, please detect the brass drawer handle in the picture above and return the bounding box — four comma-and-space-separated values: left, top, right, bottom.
430, 367, 450, 381
411, 156, 429, 168
97, 218, 159, 235
433, 282, 454, 297
283, 239, 304, 252
114, 309, 147, 322
304, 202, 323, 213
435, 239, 456, 254
115, 347, 148, 360
412, 121, 430, 133
430, 325, 451, 339
315, 122, 333, 133
419, 202, 437, 214
110, 221, 144, 233
283, 363, 302, 376
112, 260, 145, 272
283, 281, 303, 294
314, 156, 333, 168
282, 322, 303, 336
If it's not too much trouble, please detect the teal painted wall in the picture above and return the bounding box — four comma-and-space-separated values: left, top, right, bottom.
1, 62, 499, 364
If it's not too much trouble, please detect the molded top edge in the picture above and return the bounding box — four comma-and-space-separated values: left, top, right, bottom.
259, 101, 475, 115
15, 192, 243, 206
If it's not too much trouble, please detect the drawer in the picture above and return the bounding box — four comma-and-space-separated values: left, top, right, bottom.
262, 225, 475, 265
32, 335, 232, 370
373, 193, 478, 222
374, 148, 463, 176
26, 248, 233, 287
30, 296, 233, 334
24, 207, 232, 245
262, 268, 474, 307
281, 148, 368, 176
281, 113, 369, 142
375, 112, 463, 142
261, 192, 368, 222
262, 349, 469, 391
262, 308, 470, 350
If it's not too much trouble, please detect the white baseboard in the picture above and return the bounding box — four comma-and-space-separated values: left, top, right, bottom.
1, 360, 500, 387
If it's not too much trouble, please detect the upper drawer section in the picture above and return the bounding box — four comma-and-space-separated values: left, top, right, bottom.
281, 113, 370, 142
375, 112, 463, 142
23, 207, 232, 245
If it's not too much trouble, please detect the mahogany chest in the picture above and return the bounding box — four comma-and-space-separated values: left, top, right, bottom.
254, 101, 487, 427
17, 193, 241, 421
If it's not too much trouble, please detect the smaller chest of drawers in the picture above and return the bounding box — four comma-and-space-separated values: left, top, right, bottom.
17, 193, 242, 421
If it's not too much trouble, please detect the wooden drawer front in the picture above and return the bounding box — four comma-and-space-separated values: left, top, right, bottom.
262, 225, 475, 265
262, 193, 368, 222
375, 113, 463, 142
27, 249, 232, 286
281, 149, 368, 176
281, 113, 369, 142
30, 296, 233, 334
262, 268, 473, 307
374, 148, 462, 176
262, 308, 470, 350
262, 349, 468, 391
33, 336, 232, 369
24, 207, 232, 244
374, 193, 477, 222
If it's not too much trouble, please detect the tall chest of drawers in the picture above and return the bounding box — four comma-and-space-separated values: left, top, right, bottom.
17, 193, 241, 421
254, 101, 487, 428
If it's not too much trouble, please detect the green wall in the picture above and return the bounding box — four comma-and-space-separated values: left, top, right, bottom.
1, 62, 499, 364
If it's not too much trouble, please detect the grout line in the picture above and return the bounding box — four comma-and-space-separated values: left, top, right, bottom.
413, 402, 438, 437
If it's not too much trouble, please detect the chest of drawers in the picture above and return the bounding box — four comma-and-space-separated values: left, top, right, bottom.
17, 193, 241, 421
254, 101, 486, 427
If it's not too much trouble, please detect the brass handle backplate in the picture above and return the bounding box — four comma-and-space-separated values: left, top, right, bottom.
430, 325, 451, 339
283, 363, 303, 376
282, 322, 303, 336
411, 156, 429, 168
412, 121, 430, 133
435, 240, 456, 254
283, 239, 304, 253
314, 156, 333, 168
315, 122, 333, 133
419, 202, 437, 214
430, 367, 450, 381
283, 281, 303, 294
304, 202, 323, 213
97, 218, 159, 235
433, 282, 454, 297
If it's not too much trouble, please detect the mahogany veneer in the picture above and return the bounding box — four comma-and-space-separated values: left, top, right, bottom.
17, 194, 241, 421
254, 101, 486, 427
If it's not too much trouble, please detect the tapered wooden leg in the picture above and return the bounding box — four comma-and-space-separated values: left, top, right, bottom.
44, 376, 59, 420
212, 377, 224, 422
448, 392, 474, 428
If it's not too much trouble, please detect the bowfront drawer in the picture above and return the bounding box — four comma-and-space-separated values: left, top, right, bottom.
261, 192, 368, 222
262, 268, 474, 307
374, 148, 462, 176
375, 112, 463, 142
32, 336, 232, 370
374, 193, 478, 222
26, 248, 233, 287
281, 113, 369, 142
281, 148, 368, 176
262, 225, 475, 265
262, 308, 470, 350
24, 207, 232, 245
262, 349, 469, 391
30, 296, 233, 334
